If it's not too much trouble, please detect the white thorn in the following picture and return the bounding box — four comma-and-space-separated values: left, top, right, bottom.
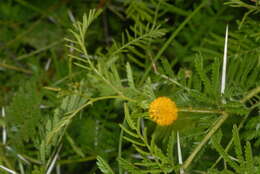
46, 153, 59, 174
44, 59, 52, 71
46, 146, 62, 174
221, 25, 229, 96
177, 131, 184, 174
2, 107, 6, 145
67, 9, 76, 23
17, 154, 30, 165
0, 165, 17, 174
5, 146, 30, 165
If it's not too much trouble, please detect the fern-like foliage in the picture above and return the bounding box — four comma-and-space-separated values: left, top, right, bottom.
210, 125, 260, 173
46, 80, 89, 145
65, 9, 165, 101
64, 7, 259, 174
125, 0, 155, 23
105, 24, 166, 67
117, 103, 176, 174
242, 113, 260, 147
97, 156, 115, 174
6, 80, 42, 152
225, 0, 260, 28
2, 1, 260, 174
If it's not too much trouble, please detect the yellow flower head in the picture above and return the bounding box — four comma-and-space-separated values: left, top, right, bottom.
149, 97, 178, 126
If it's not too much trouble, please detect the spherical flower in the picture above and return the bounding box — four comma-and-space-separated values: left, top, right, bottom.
149, 97, 178, 126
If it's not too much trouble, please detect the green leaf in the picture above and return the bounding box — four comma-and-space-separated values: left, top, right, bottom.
194, 55, 213, 95
161, 59, 174, 77
245, 141, 254, 173
107, 24, 166, 65
6, 80, 42, 151
211, 57, 220, 97
119, 124, 139, 138
212, 135, 241, 173
118, 157, 143, 173
124, 103, 137, 130
111, 64, 123, 88
123, 136, 146, 147
126, 62, 136, 89
195, 56, 213, 94
65, 133, 85, 158
96, 156, 115, 174
133, 145, 150, 156
232, 125, 243, 163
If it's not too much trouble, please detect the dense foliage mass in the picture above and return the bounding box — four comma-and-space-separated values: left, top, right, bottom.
0, 0, 259, 174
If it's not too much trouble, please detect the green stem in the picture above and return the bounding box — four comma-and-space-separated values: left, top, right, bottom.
240, 86, 260, 103
178, 107, 223, 114
17, 40, 62, 60
58, 156, 96, 165
68, 95, 135, 116
182, 112, 229, 170
0, 63, 32, 74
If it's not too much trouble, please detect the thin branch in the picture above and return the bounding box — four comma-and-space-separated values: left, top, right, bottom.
58, 156, 96, 165
178, 107, 223, 114
182, 112, 229, 170
0, 63, 32, 74
16, 40, 62, 60
0, 165, 17, 174
240, 86, 260, 103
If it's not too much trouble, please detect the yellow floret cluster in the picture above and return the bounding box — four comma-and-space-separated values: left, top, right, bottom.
149, 97, 178, 126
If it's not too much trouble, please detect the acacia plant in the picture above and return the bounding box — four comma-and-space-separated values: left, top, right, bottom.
0, 0, 259, 174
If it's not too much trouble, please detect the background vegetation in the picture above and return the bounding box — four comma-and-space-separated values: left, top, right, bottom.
0, 0, 259, 174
